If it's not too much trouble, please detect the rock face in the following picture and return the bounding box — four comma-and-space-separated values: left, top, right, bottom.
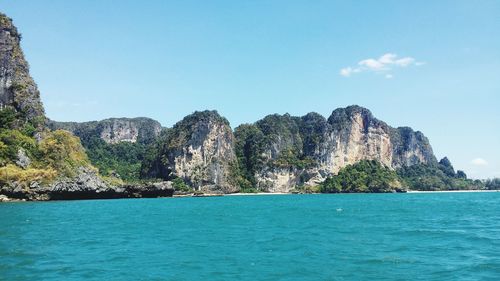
48, 117, 163, 145
0, 13, 45, 127
0, 167, 174, 201
145, 106, 436, 194
154, 111, 238, 193
236, 105, 437, 192
15, 148, 31, 168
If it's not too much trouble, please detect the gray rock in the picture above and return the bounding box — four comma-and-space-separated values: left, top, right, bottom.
244, 105, 437, 192
0, 13, 45, 128
123, 181, 174, 198
47, 117, 163, 145
15, 149, 31, 168
159, 110, 239, 193
0, 166, 174, 201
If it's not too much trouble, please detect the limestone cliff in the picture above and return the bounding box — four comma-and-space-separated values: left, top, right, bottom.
48, 117, 163, 145
236, 105, 437, 192
150, 106, 436, 193
153, 111, 238, 193
0, 13, 45, 128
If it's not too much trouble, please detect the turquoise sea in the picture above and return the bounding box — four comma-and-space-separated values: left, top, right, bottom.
1, 193, 499, 280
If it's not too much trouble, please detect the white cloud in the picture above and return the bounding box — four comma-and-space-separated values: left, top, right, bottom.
358, 58, 386, 71
340, 53, 424, 78
471, 158, 488, 166
340, 67, 360, 77
340, 67, 353, 77
394, 57, 415, 67
379, 53, 398, 64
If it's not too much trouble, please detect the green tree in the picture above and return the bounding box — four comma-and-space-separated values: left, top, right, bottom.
320, 160, 402, 193
38, 130, 91, 177
0, 108, 17, 130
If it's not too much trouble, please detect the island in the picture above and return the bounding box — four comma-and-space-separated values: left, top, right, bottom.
0, 12, 498, 201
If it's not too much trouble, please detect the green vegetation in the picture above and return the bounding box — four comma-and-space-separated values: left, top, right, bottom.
0, 107, 17, 130
0, 164, 56, 186
292, 184, 321, 194
320, 160, 403, 193
234, 124, 266, 188
0, 129, 37, 165
165, 110, 230, 150
485, 178, 500, 190
139, 130, 169, 180
256, 114, 304, 169
38, 130, 91, 177
233, 113, 323, 190
0, 108, 94, 187
0, 106, 41, 136
47, 118, 166, 182
397, 157, 483, 191
318, 157, 494, 193
171, 177, 192, 192
83, 137, 147, 181
139, 111, 229, 182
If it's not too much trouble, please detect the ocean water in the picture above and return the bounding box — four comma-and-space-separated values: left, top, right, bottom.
1, 193, 499, 281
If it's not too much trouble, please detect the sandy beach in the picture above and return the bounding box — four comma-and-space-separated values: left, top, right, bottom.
224, 192, 290, 196
407, 189, 499, 193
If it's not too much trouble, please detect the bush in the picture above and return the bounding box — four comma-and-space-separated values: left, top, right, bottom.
172, 177, 192, 192
38, 130, 90, 177
0, 141, 9, 166
397, 161, 484, 191
0, 164, 56, 187
320, 160, 402, 193
0, 129, 38, 162
0, 108, 18, 130
83, 137, 148, 181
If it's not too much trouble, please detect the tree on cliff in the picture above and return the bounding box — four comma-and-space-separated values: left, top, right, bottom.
320, 160, 402, 193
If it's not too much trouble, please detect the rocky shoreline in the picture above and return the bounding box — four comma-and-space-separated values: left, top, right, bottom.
3, 187, 499, 202
0, 183, 174, 201
0, 167, 174, 201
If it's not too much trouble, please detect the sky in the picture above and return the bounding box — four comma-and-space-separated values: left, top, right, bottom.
1, 0, 499, 179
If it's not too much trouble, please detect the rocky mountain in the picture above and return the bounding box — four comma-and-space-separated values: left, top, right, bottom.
144, 106, 436, 193
233, 105, 436, 192
0, 13, 45, 129
147, 111, 238, 193
48, 117, 163, 145
47, 117, 164, 181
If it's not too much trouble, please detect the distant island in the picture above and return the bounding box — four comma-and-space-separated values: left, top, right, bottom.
0, 12, 498, 201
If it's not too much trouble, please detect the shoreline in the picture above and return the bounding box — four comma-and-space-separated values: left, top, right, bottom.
225, 192, 290, 196
3, 189, 499, 202
406, 189, 500, 193
182, 189, 500, 197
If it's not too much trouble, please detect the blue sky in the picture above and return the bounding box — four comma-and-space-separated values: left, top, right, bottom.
1, 0, 499, 179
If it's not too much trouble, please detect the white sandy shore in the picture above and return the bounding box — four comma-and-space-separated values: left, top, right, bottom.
407, 189, 499, 193
224, 190, 499, 195
224, 192, 290, 196
171, 189, 500, 198
172, 192, 290, 198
